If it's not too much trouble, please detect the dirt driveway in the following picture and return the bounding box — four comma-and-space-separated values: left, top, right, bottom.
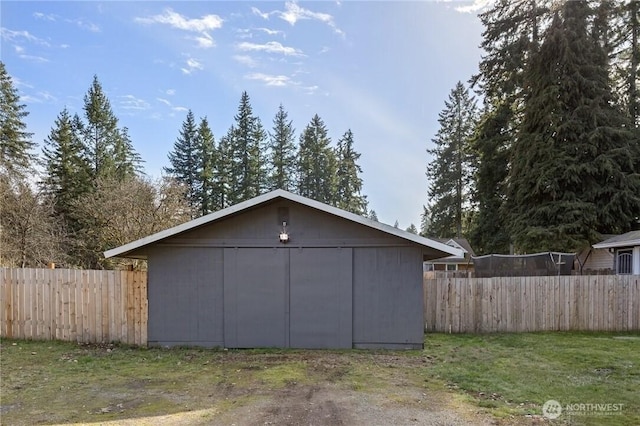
60, 381, 499, 426
58, 352, 507, 426
3, 342, 528, 426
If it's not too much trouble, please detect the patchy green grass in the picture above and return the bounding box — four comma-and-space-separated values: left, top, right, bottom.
423, 332, 640, 425
1, 332, 638, 425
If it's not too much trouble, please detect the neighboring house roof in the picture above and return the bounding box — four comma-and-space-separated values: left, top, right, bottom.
104, 189, 463, 260
592, 231, 640, 249
425, 238, 475, 264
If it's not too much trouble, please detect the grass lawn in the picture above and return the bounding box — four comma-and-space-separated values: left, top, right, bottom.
424, 332, 640, 425
1, 332, 638, 425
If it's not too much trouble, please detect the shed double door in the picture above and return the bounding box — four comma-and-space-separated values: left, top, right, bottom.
223, 247, 352, 349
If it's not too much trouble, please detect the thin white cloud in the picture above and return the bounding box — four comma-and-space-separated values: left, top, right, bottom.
33, 12, 57, 21
256, 27, 284, 37
237, 41, 303, 57
181, 58, 203, 74
251, 7, 271, 20
14, 45, 24, 53
120, 95, 150, 110
165, 89, 176, 95
233, 55, 259, 68
302, 85, 319, 95
11, 77, 34, 89
455, 0, 493, 13
135, 8, 223, 32
38, 91, 57, 102
156, 97, 187, 113
192, 32, 215, 48
236, 28, 253, 39
135, 9, 222, 48
0, 28, 50, 47
18, 54, 49, 63
21, 91, 57, 103
278, 2, 344, 36
246, 72, 291, 87
67, 18, 100, 32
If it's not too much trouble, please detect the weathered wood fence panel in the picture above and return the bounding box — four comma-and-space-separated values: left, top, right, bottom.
424, 275, 640, 333
0, 268, 147, 345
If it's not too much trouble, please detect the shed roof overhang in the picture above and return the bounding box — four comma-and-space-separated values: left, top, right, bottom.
104, 189, 463, 260
592, 231, 640, 250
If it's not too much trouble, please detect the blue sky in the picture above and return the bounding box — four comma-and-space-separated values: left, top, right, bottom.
1, 0, 487, 228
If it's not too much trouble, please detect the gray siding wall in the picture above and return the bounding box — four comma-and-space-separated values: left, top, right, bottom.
145, 200, 426, 349
162, 201, 407, 248
223, 248, 288, 348
352, 247, 424, 349
147, 247, 224, 347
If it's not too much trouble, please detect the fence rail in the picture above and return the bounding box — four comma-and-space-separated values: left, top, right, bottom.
0, 268, 147, 345
424, 275, 640, 333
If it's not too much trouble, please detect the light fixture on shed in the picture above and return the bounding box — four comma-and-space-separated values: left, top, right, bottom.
279, 221, 289, 243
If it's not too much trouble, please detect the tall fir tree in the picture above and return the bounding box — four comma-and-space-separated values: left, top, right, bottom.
113, 127, 143, 181
334, 129, 367, 215
216, 127, 235, 209
228, 92, 266, 204
194, 117, 218, 215
267, 104, 297, 191
474, 0, 550, 101
508, 2, 640, 252
470, 0, 552, 249
426, 81, 478, 238
297, 114, 336, 204
0, 61, 35, 180
164, 110, 199, 215
468, 103, 512, 254
40, 108, 92, 220
82, 76, 119, 182
419, 205, 430, 237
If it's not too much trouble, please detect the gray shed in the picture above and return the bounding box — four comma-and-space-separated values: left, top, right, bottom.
104, 190, 461, 349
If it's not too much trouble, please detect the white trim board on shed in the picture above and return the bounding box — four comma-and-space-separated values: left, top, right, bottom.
104, 189, 462, 260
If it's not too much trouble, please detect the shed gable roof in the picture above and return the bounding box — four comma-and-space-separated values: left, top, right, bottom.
592, 231, 640, 249
104, 189, 463, 259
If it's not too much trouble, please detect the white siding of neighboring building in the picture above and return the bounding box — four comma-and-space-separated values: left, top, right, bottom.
581, 249, 613, 273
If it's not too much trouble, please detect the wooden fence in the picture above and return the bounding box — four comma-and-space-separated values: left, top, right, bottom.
0, 268, 147, 345
424, 275, 640, 333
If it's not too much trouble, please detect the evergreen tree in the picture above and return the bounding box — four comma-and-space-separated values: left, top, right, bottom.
406, 224, 418, 234
0, 61, 34, 179
468, 103, 511, 254
419, 205, 430, 237
195, 117, 218, 215
164, 110, 199, 215
82, 76, 119, 182
267, 104, 297, 191
216, 127, 235, 209
508, 2, 640, 252
426, 81, 478, 239
334, 129, 368, 215
474, 0, 550, 101
228, 92, 266, 203
113, 127, 143, 181
368, 209, 378, 222
605, 0, 639, 128
40, 108, 92, 221
297, 114, 336, 204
